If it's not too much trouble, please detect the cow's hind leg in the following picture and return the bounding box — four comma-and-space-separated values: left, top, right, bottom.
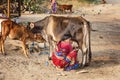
81, 44, 88, 68
0, 36, 2, 53
1, 36, 7, 55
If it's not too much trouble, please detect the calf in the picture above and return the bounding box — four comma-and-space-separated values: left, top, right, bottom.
28, 15, 92, 67
0, 19, 45, 58
57, 3, 73, 13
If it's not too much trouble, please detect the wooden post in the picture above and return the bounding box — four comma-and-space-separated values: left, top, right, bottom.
7, 0, 10, 18
18, 0, 21, 16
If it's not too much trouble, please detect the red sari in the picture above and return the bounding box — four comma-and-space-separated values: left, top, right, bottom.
52, 41, 79, 70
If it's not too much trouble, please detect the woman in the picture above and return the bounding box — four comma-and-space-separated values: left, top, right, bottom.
50, 0, 57, 14
52, 34, 79, 71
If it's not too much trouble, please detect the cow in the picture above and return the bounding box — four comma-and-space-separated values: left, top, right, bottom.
27, 15, 92, 67
0, 19, 45, 58
101, 0, 106, 4
57, 3, 73, 13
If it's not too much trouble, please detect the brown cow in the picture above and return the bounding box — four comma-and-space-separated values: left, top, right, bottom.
101, 0, 107, 4
28, 15, 92, 67
0, 19, 45, 58
57, 3, 73, 13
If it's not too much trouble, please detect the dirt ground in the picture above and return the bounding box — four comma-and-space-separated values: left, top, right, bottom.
0, 4, 120, 80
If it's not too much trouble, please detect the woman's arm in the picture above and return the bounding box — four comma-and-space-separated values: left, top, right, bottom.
55, 52, 66, 60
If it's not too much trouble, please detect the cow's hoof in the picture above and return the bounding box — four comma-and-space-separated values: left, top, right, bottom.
3, 53, 7, 56
48, 57, 52, 60
80, 63, 89, 68
26, 55, 30, 59
85, 63, 90, 67
79, 64, 84, 68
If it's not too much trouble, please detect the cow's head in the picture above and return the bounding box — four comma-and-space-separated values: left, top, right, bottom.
27, 22, 46, 43
34, 33, 46, 43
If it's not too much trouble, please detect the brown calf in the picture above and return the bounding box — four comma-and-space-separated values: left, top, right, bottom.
0, 19, 45, 58
57, 3, 73, 13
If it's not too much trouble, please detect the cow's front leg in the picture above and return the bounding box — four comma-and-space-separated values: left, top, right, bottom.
44, 42, 47, 49
22, 41, 29, 58
48, 45, 53, 60
48, 39, 57, 60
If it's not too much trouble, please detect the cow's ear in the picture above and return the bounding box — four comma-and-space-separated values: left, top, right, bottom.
30, 22, 35, 29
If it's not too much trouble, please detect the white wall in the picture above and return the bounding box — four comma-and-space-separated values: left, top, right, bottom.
106, 0, 120, 4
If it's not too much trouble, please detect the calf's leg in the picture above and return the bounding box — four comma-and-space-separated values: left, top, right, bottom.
21, 41, 29, 58
1, 36, 7, 55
